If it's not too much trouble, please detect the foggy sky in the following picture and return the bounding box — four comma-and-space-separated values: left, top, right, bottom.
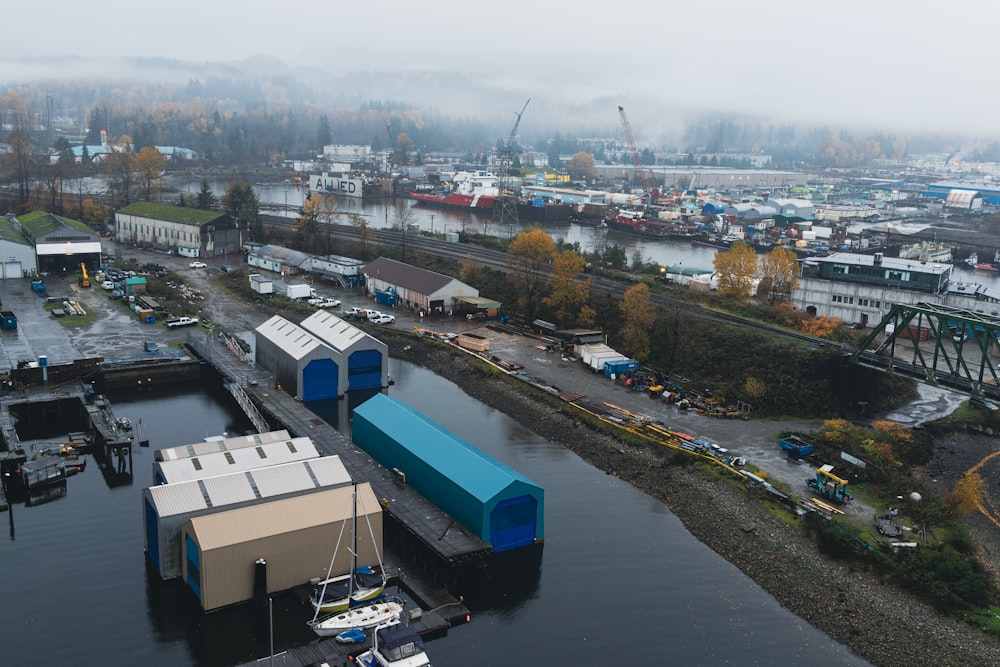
5, 0, 999, 140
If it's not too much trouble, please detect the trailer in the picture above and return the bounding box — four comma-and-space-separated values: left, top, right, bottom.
0, 311, 16, 330
285, 284, 316, 300
779, 435, 814, 460
579, 344, 615, 368
589, 352, 627, 372
604, 358, 640, 378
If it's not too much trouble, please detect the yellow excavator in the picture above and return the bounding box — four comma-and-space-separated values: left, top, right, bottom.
79, 262, 90, 288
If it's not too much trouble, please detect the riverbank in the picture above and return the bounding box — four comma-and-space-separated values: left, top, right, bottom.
387, 334, 1000, 667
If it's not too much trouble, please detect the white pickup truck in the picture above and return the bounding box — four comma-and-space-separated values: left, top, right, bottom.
307, 296, 341, 308
165, 316, 199, 328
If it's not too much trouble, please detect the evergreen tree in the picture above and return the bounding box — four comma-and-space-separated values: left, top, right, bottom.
195, 180, 215, 210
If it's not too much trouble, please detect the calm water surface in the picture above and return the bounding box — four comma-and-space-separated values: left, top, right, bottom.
0, 356, 871, 666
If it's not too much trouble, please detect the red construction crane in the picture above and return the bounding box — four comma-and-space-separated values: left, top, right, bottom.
618, 105, 649, 197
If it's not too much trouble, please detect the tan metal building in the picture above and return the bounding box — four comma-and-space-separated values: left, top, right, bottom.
180, 482, 383, 612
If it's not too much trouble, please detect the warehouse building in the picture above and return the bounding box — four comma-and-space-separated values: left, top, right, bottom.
152, 436, 319, 485
352, 394, 544, 553
143, 455, 352, 580
180, 482, 383, 612
115, 202, 245, 258
298, 309, 389, 396
362, 257, 479, 314
154, 430, 291, 462
15, 211, 101, 275
254, 316, 338, 401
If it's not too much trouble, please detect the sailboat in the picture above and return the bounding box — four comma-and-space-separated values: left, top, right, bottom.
309, 485, 389, 614
307, 486, 404, 637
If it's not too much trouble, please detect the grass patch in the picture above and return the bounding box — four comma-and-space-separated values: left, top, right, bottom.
970, 606, 1000, 641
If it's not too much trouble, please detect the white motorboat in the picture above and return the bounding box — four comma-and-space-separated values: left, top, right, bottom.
354, 618, 432, 667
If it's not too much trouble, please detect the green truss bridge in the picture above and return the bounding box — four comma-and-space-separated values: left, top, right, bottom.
850, 302, 1000, 401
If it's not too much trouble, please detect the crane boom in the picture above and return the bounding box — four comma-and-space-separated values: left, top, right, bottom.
618, 105, 649, 196
506, 99, 531, 150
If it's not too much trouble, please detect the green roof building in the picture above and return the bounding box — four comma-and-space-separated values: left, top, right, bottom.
115, 203, 245, 259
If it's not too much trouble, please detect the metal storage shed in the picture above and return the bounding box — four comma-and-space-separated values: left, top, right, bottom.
152, 437, 319, 485
299, 310, 389, 394
352, 394, 544, 553
254, 315, 340, 401
143, 455, 352, 580
154, 430, 291, 462
180, 482, 383, 612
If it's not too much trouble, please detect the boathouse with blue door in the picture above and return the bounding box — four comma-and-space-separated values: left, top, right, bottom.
352, 394, 544, 553
299, 310, 389, 395
254, 315, 342, 401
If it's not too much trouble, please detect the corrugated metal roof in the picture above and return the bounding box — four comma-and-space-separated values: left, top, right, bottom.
810, 252, 951, 275
353, 394, 539, 503
299, 310, 369, 351
155, 437, 319, 484
187, 482, 379, 551
255, 315, 331, 360
157, 430, 291, 461
147, 479, 207, 516
254, 244, 312, 268
148, 455, 351, 517
201, 473, 256, 506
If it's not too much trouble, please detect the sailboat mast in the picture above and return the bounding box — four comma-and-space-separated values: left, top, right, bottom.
347, 485, 357, 604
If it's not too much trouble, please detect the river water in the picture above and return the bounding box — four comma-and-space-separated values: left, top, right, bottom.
0, 359, 870, 666
206, 180, 1000, 290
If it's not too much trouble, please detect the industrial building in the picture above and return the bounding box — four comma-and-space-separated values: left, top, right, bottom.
154, 430, 291, 462
180, 482, 383, 612
143, 455, 352, 579
115, 202, 246, 258
362, 257, 480, 314
254, 313, 388, 402
352, 394, 544, 553
152, 436, 319, 485
0, 214, 40, 278
298, 310, 389, 396
14, 211, 102, 275
792, 252, 953, 325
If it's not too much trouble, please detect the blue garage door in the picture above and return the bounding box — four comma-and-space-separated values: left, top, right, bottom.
144, 498, 160, 574
489, 495, 538, 552
302, 358, 339, 401
185, 534, 202, 600
348, 349, 382, 391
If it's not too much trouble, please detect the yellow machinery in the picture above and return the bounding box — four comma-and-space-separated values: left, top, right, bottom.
79, 263, 90, 288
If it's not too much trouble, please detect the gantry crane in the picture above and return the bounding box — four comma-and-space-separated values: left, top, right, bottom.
618, 105, 650, 197
493, 99, 530, 232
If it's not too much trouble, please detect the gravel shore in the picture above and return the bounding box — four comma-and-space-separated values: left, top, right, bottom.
389, 334, 1000, 667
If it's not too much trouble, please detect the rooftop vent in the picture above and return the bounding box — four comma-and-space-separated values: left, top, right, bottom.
873, 252, 883, 264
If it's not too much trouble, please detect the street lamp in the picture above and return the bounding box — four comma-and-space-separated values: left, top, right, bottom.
430, 214, 435, 234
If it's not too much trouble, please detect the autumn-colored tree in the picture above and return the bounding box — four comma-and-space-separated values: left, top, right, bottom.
566, 152, 595, 182
346, 212, 373, 257
743, 376, 766, 400
713, 240, 758, 300
133, 147, 166, 201
757, 246, 799, 304
620, 282, 655, 362
81, 198, 108, 224
296, 193, 325, 248
508, 228, 556, 320
945, 471, 984, 517
394, 133, 415, 167
103, 151, 135, 206
798, 315, 840, 337
543, 250, 592, 327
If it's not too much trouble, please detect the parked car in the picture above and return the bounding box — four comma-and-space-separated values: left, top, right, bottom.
189, 261, 207, 269
221, 264, 234, 273
369, 313, 395, 325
